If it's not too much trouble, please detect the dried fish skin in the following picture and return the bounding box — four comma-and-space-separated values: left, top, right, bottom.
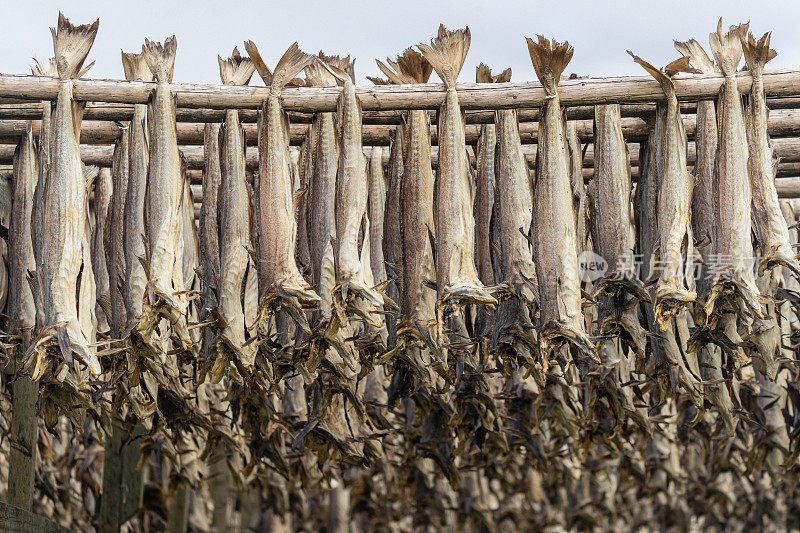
107, 129, 129, 336
527, 35, 595, 361
216, 49, 257, 370
28, 14, 100, 377
199, 122, 221, 366
629, 52, 696, 329
139, 36, 193, 351
741, 31, 800, 279
495, 105, 537, 306
367, 146, 386, 286
9, 124, 38, 336
330, 60, 383, 310
246, 41, 319, 329
122, 51, 152, 328
675, 39, 717, 304
418, 26, 496, 309
91, 167, 112, 334
705, 21, 762, 321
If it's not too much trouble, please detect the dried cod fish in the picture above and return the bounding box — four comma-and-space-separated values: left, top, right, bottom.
418, 25, 497, 335
305, 53, 341, 322
121, 50, 152, 331
92, 167, 112, 334
526, 35, 595, 361
741, 31, 800, 278
137, 36, 193, 353
629, 51, 696, 329
107, 126, 129, 337
215, 48, 258, 373
245, 41, 320, 331
705, 21, 762, 321
27, 14, 100, 378
375, 49, 438, 376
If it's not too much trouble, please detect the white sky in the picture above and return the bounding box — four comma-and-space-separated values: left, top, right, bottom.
4, 0, 800, 86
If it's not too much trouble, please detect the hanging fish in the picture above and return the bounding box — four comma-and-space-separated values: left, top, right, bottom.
526, 35, 596, 361
245, 41, 320, 333
26, 14, 100, 379
628, 51, 696, 329
215, 48, 258, 374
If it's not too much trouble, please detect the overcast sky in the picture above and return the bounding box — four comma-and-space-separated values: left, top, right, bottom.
4, 1, 800, 86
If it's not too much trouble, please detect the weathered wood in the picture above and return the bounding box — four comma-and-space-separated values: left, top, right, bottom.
0, 501, 73, 533
1, 109, 799, 147
1, 69, 800, 111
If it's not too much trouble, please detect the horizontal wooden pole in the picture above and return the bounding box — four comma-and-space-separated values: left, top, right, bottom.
3, 108, 800, 148
1, 68, 800, 111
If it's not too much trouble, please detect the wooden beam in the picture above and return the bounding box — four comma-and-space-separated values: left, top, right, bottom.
1, 69, 800, 111
2, 109, 800, 147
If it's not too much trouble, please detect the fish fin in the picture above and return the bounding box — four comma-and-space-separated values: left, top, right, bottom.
243, 40, 273, 86
121, 50, 153, 82
627, 51, 679, 97
305, 55, 339, 87
395, 48, 433, 83
376, 59, 408, 85
32, 57, 57, 77
476, 63, 511, 83
218, 47, 255, 86
525, 35, 573, 95
366, 76, 390, 85
142, 36, 177, 83
664, 56, 694, 77
269, 43, 315, 93
740, 31, 777, 74
50, 13, 99, 80
709, 19, 748, 77
417, 25, 471, 89
674, 39, 718, 74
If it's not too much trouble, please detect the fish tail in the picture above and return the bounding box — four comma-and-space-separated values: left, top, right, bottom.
674, 39, 718, 74
271, 43, 315, 92
627, 51, 691, 97
395, 48, 433, 83
32, 57, 57, 77
417, 25, 471, 89
142, 36, 177, 83
476, 63, 511, 83
121, 50, 154, 82
740, 31, 776, 75
709, 19, 748, 76
218, 47, 255, 86
50, 13, 99, 80
306, 55, 340, 87
526, 35, 573, 95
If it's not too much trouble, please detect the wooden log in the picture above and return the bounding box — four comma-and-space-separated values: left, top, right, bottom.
0, 501, 73, 533
2, 108, 800, 147
2, 69, 800, 111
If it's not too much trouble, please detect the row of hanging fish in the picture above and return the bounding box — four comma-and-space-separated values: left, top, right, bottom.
2, 13, 800, 532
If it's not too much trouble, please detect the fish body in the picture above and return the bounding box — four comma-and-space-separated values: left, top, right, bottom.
245, 41, 319, 323
419, 26, 495, 308
527, 36, 594, 360
122, 51, 152, 327
10, 124, 38, 336
367, 146, 386, 285
92, 167, 112, 333
629, 53, 696, 329
31, 14, 100, 376
705, 22, 762, 320
741, 32, 800, 278
108, 129, 129, 336
216, 49, 257, 367
141, 37, 191, 347
199, 122, 221, 363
